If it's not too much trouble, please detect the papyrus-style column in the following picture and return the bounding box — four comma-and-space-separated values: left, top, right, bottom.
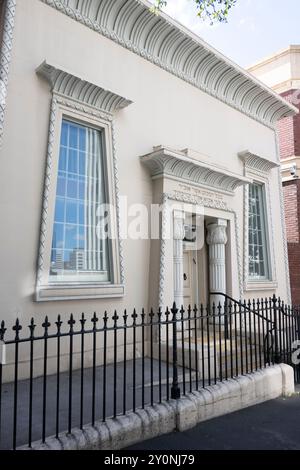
206, 219, 228, 310
173, 210, 185, 308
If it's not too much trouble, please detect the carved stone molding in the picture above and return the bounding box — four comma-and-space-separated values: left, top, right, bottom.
36, 96, 57, 288
172, 190, 229, 211
0, 0, 16, 145
158, 192, 243, 308
36, 64, 131, 294
141, 146, 252, 194
206, 222, 228, 246
36, 61, 132, 114
40, 0, 296, 128
173, 211, 185, 308
239, 150, 280, 174
207, 220, 228, 311
173, 211, 185, 240
242, 165, 278, 293
158, 193, 168, 308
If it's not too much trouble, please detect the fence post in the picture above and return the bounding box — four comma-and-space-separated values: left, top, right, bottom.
272, 295, 280, 364
171, 302, 180, 399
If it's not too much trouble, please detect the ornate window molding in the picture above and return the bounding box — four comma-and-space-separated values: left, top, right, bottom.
239, 151, 278, 292
0, 0, 16, 146
35, 62, 132, 301
239, 150, 280, 174
40, 0, 297, 128
141, 146, 252, 195
141, 146, 248, 306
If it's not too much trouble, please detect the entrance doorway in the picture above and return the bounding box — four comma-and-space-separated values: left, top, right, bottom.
183, 244, 209, 309
183, 250, 194, 308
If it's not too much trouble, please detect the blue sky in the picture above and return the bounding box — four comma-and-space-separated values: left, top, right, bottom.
158, 0, 300, 67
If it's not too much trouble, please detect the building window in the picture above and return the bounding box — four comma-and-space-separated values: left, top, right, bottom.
50, 119, 110, 283
248, 183, 270, 280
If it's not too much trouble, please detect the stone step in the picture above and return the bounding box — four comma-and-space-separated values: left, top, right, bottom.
153, 340, 264, 382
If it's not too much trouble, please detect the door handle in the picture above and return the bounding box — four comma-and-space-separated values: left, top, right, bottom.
183, 273, 187, 281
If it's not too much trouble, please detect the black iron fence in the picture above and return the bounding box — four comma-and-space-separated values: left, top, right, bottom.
0, 295, 299, 450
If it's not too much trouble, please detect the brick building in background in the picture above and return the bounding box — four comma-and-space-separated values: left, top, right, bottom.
249, 46, 300, 304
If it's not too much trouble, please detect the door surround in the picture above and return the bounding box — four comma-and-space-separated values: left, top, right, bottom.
158, 192, 243, 309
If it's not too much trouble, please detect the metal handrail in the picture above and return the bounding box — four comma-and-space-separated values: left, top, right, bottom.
209, 292, 274, 324
210, 291, 276, 363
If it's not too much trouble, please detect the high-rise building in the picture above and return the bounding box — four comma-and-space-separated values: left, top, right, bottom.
70, 248, 86, 272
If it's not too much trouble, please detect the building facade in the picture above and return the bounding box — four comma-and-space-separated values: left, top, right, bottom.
248, 46, 300, 305
0, 0, 297, 356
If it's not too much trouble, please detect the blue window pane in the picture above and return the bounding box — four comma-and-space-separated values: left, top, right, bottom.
51, 120, 109, 282
78, 202, 85, 225
59, 147, 67, 171
79, 128, 86, 151
52, 223, 64, 250
64, 250, 72, 263
79, 152, 86, 175
57, 176, 66, 197
69, 125, 78, 148
54, 198, 65, 223
68, 149, 78, 174
67, 178, 78, 199
50, 250, 65, 271
66, 201, 78, 224
61, 121, 68, 146
79, 177, 86, 199
78, 225, 85, 249
65, 224, 77, 250
51, 249, 56, 264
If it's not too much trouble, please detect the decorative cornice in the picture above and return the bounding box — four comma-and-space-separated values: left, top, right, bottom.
0, 0, 16, 146
36, 61, 133, 114
239, 150, 280, 174
141, 146, 252, 194
40, 0, 297, 128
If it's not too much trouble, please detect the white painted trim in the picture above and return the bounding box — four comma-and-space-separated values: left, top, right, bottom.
275, 132, 292, 304
35, 64, 132, 300
141, 146, 251, 194
0, 0, 16, 146
159, 191, 243, 308
36, 284, 125, 302
238, 150, 280, 173
243, 169, 277, 293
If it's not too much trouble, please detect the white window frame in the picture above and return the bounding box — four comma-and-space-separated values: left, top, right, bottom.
248, 182, 270, 281
36, 97, 124, 301
243, 172, 277, 292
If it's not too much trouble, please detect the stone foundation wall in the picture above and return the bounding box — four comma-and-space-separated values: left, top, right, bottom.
20, 363, 295, 450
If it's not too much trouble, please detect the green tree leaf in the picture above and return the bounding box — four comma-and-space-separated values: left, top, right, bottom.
152, 0, 237, 24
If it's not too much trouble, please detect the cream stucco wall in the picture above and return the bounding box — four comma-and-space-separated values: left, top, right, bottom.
248, 45, 300, 93
0, 0, 290, 342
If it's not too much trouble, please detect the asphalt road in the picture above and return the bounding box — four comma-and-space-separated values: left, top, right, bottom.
127, 393, 300, 450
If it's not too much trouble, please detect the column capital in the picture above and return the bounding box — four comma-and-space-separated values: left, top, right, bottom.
206, 220, 228, 246
173, 210, 185, 241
